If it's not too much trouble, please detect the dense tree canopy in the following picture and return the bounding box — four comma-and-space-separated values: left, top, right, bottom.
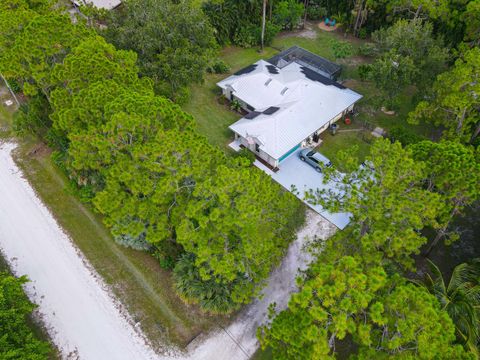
0, 2, 91, 98
410, 140, 480, 252
368, 18, 448, 107
104, 0, 217, 100
408, 47, 480, 144
259, 256, 472, 359
308, 139, 443, 269
0, 273, 53, 359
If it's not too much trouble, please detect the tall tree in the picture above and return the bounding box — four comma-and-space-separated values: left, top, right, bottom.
417, 259, 480, 354
408, 47, 480, 144
261, 0, 267, 51
369, 18, 448, 107
104, 0, 217, 100
410, 141, 480, 254
258, 256, 472, 359
308, 139, 444, 269
0, 4, 91, 98
176, 161, 301, 306
0, 273, 53, 359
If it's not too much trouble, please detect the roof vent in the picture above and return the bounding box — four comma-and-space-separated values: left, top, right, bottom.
264, 78, 272, 86
281, 87, 288, 95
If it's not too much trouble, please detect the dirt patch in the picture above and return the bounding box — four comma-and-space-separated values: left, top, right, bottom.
27, 142, 52, 158
342, 79, 361, 88
338, 55, 369, 67
278, 22, 318, 40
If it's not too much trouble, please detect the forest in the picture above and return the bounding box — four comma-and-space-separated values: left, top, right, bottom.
0, 0, 479, 358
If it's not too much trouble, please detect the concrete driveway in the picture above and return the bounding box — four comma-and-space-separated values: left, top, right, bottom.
254, 149, 351, 229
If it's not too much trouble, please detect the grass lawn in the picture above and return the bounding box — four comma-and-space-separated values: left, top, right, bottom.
317, 130, 371, 169
183, 46, 278, 148
0, 101, 225, 350
185, 22, 436, 153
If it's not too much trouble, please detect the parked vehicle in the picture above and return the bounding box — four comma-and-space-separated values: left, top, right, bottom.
299, 149, 332, 172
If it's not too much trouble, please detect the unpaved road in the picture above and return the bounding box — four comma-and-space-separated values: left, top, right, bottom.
0, 143, 158, 360
0, 142, 336, 360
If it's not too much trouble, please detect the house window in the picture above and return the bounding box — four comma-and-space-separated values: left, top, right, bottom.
255, 143, 260, 152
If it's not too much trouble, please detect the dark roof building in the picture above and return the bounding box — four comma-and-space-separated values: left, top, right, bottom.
267, 46, 342, 80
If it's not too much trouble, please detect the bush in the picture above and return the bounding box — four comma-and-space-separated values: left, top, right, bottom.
357, 43, 376, 57
233, 23, 258, 47
113, 233, 152, 251
306, 5, 327, 20
173, 254, 241, 314
208, 60, 230, 74
235, 147, 256, 164
388, 126, 423, 146
6, 78, 21, 92
233, 21, 280, 48
330, 39, 353, 59
358, 28, 367, 39
358, 64, 373, 80
274, 0, 304, 30
13, 95, 51, 136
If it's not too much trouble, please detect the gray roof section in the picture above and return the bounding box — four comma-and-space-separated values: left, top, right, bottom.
267, 46, 342, 80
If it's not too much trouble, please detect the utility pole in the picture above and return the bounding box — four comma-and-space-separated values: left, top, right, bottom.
0, 73, 20, 106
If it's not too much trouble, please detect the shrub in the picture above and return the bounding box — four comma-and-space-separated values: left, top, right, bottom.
113, 233, 152, 251
274, 0, 304, 30
235, 147, 256, 164
388, 126, 423, 146
306, 5, 327, 20
173, 253, 241, 314
330, 39, 353, 59
358, 43, 376, 57
358, 28, 367, 39
233, 23, 258, 47
358, 64, 373, 80
208, 60, 230, 74
6, 78, 21, 92
233, 21, 280, 48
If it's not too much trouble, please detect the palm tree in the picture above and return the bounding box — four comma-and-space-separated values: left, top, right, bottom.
261, 0, 267, 51
418, 259, 480, 354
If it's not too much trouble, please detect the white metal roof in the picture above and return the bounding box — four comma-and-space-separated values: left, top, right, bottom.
218, 60, 362, 160
73, 0, 121, 10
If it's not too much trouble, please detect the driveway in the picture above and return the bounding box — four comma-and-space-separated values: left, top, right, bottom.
0, 142, 338, 360
254, 149, 351, 229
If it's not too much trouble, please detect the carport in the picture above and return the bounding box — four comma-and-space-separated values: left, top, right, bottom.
254, 149, 351, 229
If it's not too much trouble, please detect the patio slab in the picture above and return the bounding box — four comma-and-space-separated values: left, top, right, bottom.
254, 149, 351, 229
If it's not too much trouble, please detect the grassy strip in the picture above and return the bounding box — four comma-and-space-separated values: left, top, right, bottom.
11, 140, 225, 349
0, 99, 225, 349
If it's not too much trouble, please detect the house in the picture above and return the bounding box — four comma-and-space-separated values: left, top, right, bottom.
72, 0, 121, 10
217, 46, 362, 169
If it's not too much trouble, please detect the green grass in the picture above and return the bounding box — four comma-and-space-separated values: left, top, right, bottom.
11, 141, 225, 349
183, 46, 278, 148
317, 130, 371, 170
0, 96, 225, 349
252, 347, 273, 360
0, 80, 225, 349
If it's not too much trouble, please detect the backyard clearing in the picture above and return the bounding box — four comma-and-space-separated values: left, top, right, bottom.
0, 141, 337, 360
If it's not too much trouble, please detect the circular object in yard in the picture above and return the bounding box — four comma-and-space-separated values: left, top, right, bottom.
344, 117, 351, 125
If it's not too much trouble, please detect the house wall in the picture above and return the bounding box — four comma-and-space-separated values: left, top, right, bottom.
237, 135, 278, 168
221, 88, 255, 112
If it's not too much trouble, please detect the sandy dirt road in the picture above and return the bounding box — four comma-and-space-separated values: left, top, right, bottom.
0, 142, 336, 360
0, 143, 159, 360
